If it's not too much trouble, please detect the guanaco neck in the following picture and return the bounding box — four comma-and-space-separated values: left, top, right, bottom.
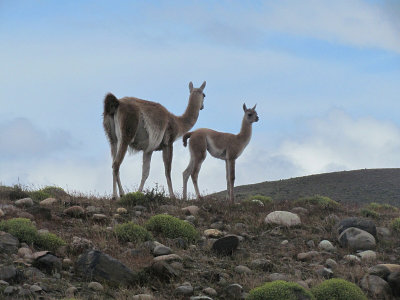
237, 117, 252, 145
176, 93, 201, 136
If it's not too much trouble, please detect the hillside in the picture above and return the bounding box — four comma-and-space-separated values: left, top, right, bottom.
212, 168, 400, 205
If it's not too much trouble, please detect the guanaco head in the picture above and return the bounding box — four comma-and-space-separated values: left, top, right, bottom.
243, 103, 259, 123
189, 81, 206, 110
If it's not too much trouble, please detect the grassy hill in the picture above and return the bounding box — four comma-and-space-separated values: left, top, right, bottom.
211, 168, 400, 205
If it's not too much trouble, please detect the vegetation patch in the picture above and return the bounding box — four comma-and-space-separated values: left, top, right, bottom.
390, 217, 400, 233
295, 195, 339, 209
146, 214, 199, 242
365, 202, 398, 212
360, 208, 380, 219
118, 188, 168, 208
0, 184, 29, 200
35, 232, 66, 252
243, 194, 273, 206
311, 278, 367, 300
115, 222, 153, 243
247, 280, 314, 300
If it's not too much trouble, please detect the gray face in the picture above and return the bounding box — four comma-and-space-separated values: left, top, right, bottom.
200, 92, 205, 110
245, 109, 259, 123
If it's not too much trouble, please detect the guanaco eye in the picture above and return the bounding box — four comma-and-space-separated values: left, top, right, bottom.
248, 113, 253, 117
203, 93, 206, 98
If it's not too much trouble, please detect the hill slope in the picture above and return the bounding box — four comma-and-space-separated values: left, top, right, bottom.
212, 168, 400, 205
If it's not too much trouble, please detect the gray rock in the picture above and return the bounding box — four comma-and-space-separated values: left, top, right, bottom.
15, 197, 34, 207
338, 217, 377, 237
18, 288, 32, 297
39, 198, 58, 207
325, 258, 338, 269
318, 240, 336, 252
132, 295, 155, 300
24, 267, 46, 280
235, 265, 251, 274
357, 250, 377, 261
70, 236, 94, 254
210, 221, 225, 230
153, 245, 172, 256
0, 280, 9, 286
0, 265, 17, 281
4, 285, 17, 295
182, 205, 199, 215
203, 287, 217, 296
65, 286, 78, 298
225, 283, 242, 299
75, 249, 138, 286
306, 240, 315, 248
151, 261, 179, 280
361, 274, 392, 299
315, 266, 333, 279
30, 284, 42, 292
250, 258, 273, 271
297, 251, 320, 261
88, 281, 104, 291
343, 254, 361, 264
0, 231, 19, 254
338, 227, 376, 251
0, 208, 4, 217
190, 297, 213, 300
212, 235, 239, 255
369, 264, 400, 280
63, 206, 85, 217
265, 211, 301, 227
33, 253, 62, 274
175, 283, 193, 296
269, 273, 289, 281
388, 271, 400, 296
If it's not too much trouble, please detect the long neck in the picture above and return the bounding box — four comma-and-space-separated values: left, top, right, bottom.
237, 117, 252, 144
176, 94, 201, 136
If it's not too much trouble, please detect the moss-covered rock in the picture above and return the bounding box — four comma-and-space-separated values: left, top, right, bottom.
311, 278, 367, 300
115, 222, 153, 243
146, 214, 199, 242
247, 280, 314, 300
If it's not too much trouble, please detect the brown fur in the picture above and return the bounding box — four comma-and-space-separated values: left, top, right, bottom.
103, 81, 206, 199
182, 104, 258, 203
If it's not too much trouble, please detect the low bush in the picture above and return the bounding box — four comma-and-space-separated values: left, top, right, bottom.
36, 232, 66, 252
366, 202, 398, 212
146, 214, 199, 242
247, 280, 314, 300
311, 278, 367, 300
115, 222, 153, 243
29, 186, 67, 202
295, 195, 339, 209
360, 208, 380, 219
390, 217, 400, 233
118, 187, 168, 207
0, 218, 38, 244
244, 194, 273, 206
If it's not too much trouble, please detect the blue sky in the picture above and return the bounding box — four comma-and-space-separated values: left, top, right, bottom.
1, 0, 400, 196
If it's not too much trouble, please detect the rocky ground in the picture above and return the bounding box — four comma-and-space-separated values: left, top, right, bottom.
1, 185, 400, 299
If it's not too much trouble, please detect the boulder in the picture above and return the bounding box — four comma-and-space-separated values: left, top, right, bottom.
0, 265, 17, 281
212, 235, 239, 255
204, 229, 224, 238
153, 245, 172, 257
369, 264, 400, 280
63, 206, 85, 217
318, 240, 336, 252
338, 217, 377, 237
182, 205, 199, 215
361, 274, 392, 299
75, 250, 138, 286
265, 211, 301, 227
15, 197, 34, 208
39, 198, 58, 207
388, 271, 400, 296
357, 250, 377, 261
338, 227, 376, 250
32, 253, 62, 274
0, 232, 19, 254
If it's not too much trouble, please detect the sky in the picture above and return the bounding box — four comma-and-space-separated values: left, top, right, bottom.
1, 0, 400, 197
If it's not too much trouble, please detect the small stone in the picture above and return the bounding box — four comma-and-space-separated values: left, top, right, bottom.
88, 281, 104, 291
325, 258, 338, 269
343, 254, 361, 264
318, 240, 336, 252
30, 284, 42, 292
204, 229, 224, 238
315, 266, 334, 278
182, 205, 199, 215
250, 258, 273, 271
18, 247, 32, 258
116, 207, 127, 214
4, 286, 17, 295
153, 245, 172, 256
281, 240, 289, 245
63, 258, 73, 268
225, 283, 242, 299
0, 280, 9, 286
153, 254, 182, 263
40, 198, 58, 207
357, 250, 377, 261
175, 283, 193, 296
65, 286, 78, 298
92, 214, 108, 221
64, 206, 85, 217
203, 287, 217, 296
15, 197, 34, 207
131, 294, 155, 300
235, 265, 252, 274
297, 251, 320, 261
306, 240, 315, 248
210, 221, 225, 230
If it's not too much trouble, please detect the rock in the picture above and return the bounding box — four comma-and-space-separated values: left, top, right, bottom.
153, 245, 172, 256
153, 254, 182, 263
369, 264, 400, 280
250, 199, 264, 206
315, 266, 334, 279
65, 286, 78, 298
63, 206, 85, 217
17, 211, 34, 220
18, 247, 32, 258
63, 258, 73, 268
15, 197, 34, 207
33, 253, 62, 274
357, 250, 377, 261
86, 206, 102, 214
4, 285, 17, 295
204, 229, 224, 238
190, 296, 213, 300
18, 288, 32, 297
24, 267, 45, 280
269, 273, 289, 281
210, 221, 225, 230
338, 217, 377, 238
361, 274, 392, 299
0, 280, 9, 286
203, 287, 218, 296
117, 207, 127, 214
343, 254, 361, 264
0, 209, 4, 217
132, 294, 155, 300
318, 240, 336, 252
377, 227, 391, 238
182, 205, 200, 215
225, 283, 242, 299
212, 235, 239, 255
39, 198, 58, 207
325, 258, 338, 269
185, 215, 196, 224
70, 236, 94, 254
306, 240, 315, 248
297, 251, 320, 261
30, 284, 42, 293
88, 281, 104, 292
265, 211, 301, 227
251, 258, 273, 271
38, 228, 49, 235
0, 265, 17, 281
388, 271, 400, 296
281, 240, 289, 245
338, 227, 376, 250
75, 250, 138, 286
26, 206, 52, 220
151, 261, 179, 280
0, 232, 19, 254
92, 214, 108, 221
175, 282, 194, 296
235, 265, 252, 274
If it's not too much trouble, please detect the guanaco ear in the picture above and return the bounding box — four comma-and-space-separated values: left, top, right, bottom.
200, 81, 206, 91
243, 103, 247, 111
189, 82, 194, 92
252, 104, 257, 110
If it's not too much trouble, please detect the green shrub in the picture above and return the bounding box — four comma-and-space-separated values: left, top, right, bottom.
0, 185, 29, 200
35, 232, 66, 252
29, 186, 67, 202
146, 214, 199, 242
118, 188, 168, 207
247, 280, 314, 300
0, 218, 38, 244
115, 222, 153, 243
311, 278, 367, 300
244, 194, 273, 205
360, 208, 380, 219
366, 202, 398, 212
390, 217, 400, 232
295, 195, 339, 209
29, 190, 52, 202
